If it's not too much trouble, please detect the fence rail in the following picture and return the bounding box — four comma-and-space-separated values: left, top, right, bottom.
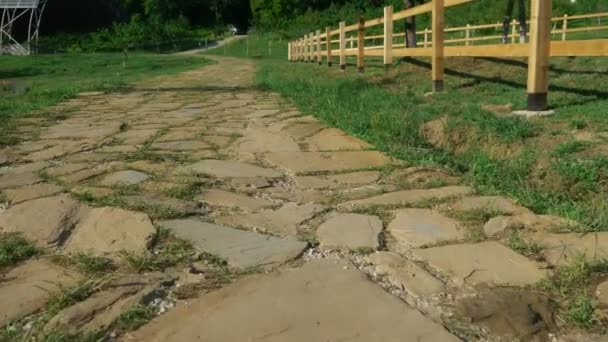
287, 0, 608, 111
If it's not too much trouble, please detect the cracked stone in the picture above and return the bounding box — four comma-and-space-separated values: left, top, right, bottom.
264, 151, 391, 173
317, 214, 382, 250
198, 189, 273, 212
366, 252, 445, 298
0, 259, 82, 327
3, 183, 63, 204
305, 128, 373, 151
0, 171, 42, 189
99, 170, 149, 186
388, 209, 465, 248
159, 219, 307, 269
414, 241, 548, 286
338, 186, 474, 210
294, 171, 381, 190
215, 204, 326, 237
175, 160, 281, 178
0, 195, 83, 247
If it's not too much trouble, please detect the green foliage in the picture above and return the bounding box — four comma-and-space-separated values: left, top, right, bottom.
120, 227, 195, 272
0, 233, 39, 268
50, 253, 116, 276
116, 304, 157, 331
567, 293, 596, 328
507, 231, 544, 257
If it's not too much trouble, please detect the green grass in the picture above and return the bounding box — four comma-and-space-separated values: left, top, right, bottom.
0, 53, 212, 145
115, 304, 157, 332
49, 252, 116, 276
120, 227, 195, 272
507, 231, 545, 258
0, 233, 39, 268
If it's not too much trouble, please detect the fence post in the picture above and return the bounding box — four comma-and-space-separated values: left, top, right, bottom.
511, 19, 517, 44
384, 5, 393, 70
340, 21, 346, 70
432, 0, 445, 92
309, 32, 314, 62
562, 14, 568, 41
358, 16, 365, 73
326, 26, 332, 67
317, 29, 322, 64
288, 42, 291, 61
465, 24, 471, 46
527, 0, 552, 111
307, 33, 312, 62
424, 28, 429, 47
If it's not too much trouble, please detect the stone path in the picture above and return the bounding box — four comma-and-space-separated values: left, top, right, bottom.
1, 56, 607, 341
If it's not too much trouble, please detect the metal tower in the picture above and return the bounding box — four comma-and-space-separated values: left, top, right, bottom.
0, 0, 48, 55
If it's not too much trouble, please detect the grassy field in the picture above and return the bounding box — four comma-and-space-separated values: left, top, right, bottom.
209, 35, 608, 233
0, 53, 212, 145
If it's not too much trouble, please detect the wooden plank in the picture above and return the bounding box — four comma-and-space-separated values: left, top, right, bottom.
432, 0, 445, 92
527, 0, 552, 111
316, 29, 322, 64
393, 47, 434, 57
393, 0, 472, 21
345, 23, 358, 32
551, 11, 608, 21
326, 26, 332, 66
365, 17, 384, 28
340, 21, 346, 69
550, 39, 608, 56
358, 16, 365, 72
384, 5, 393, 66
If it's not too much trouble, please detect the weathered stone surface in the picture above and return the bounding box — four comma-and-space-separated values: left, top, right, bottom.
597, 280, 608, 305
0, 259, 82, 327
160, 219, 307, 269
65, 207, 155, 256
60, 168, 108, 184
337, 184, 398, 201
317, 214, 382, 250
281, 121, 325, 140
388, 209, 465, 248
448, 196, 530, 215
150, 140, 210, 151
176, 159, 281, 178
247, 109, 280, 118
366, 252, 445, 298
99, 170, 149, 186
294, 171, 381, 190
71, 186, 114, 198
198, 189, 273, 212
0, 171, 41, 189
45, 285, 151, 334
216, 204, 326, 237
113, 129, 158, 144
0, 161, 48, 175
339, 186, 474, 210
24, 140, 96, 162
3, 183, 63, 204
0, 195, 82, 247
264, 151, 390, 173
414, 242, 548, 286
305, 128, 373, 151
122, 195, 205, 215
126, 259, 459, 342
154, 131, 199, 143
40, 122, 121, 140
534, 232, 608, 266
484, 213, 576, 237
231, 125, 300, 153
45, 163, 89, 177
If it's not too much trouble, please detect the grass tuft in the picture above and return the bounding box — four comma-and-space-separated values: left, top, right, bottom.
121, 227, 194, 272
115, 304, 157, 332
50, 252, 115, 276
507, 231, 545, 258
0, 232, 39, 268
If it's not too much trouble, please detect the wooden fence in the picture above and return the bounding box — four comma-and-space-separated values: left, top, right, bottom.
287, 0, 608, 111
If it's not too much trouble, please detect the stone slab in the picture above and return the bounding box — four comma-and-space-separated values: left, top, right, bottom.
264, 151, 391, 173
414, 241, 548, 287
0, 195, 83, 247
175, 160, 281, 178
305, 128, 373, 151
388, 209, 465, 248
126, 259, 459, 342
317, 214, 382, 250
0, 259, 82, 327
99, 170, 150, 186
294, 171, 381, 190
215, 204, 326, 237
159, 219, 308, 269
366, 252, 445, 298
339, 186, 473, 210
198, 189, 274, 212
0, 171, 42, 189
3, 183, 63, 204
65, 207, 155, 256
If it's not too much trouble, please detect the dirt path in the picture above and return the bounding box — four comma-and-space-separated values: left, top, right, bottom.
0, 56, 607, 341
174, 35, 246, 56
